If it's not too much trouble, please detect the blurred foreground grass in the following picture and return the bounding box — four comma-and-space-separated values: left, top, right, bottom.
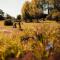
0, 21, 60, 60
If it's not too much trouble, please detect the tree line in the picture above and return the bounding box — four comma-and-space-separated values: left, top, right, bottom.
21, 0, 60, 22
0, 0, 60, 22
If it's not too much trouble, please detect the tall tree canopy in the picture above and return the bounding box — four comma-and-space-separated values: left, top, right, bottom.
22, 1, 31, 20
22, 0, 60, 20
30, 0, 43, 18
22, 0, 43, 20
54, 0, 60, 11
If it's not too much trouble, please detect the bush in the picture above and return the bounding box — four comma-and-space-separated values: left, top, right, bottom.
4, 19, 13, 26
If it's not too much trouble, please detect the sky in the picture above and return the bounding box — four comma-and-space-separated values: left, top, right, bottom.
0, 0, 29, 18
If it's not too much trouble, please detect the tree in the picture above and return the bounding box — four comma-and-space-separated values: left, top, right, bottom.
22, 1, 30, 21
6, 14, 12, 19
0, 15, 4, 20
22, 1, 33, 22
22, 0, 43, 22
22, 0, 60, 22
0, 9, 4, 20
0, 9, 4, 16
17, 15, 22, 29
54, 0, 60, 11
17, 15, 21, 20
30, 0, 43, 19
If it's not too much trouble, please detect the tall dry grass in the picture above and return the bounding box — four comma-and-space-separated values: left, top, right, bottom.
0, 21, 60, 60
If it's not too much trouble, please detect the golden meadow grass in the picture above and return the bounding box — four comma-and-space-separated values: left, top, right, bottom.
0, 21, 60, 60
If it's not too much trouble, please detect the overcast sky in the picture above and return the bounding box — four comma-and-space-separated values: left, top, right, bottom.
0, 0, 28, 17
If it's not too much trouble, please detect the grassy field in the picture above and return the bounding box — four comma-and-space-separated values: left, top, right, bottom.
0, 21, 60, 60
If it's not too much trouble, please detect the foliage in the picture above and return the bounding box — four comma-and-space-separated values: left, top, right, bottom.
22, 1, 30, 20
30, 0, 43, 18
17, 15, 21, 20
6, 14, 12, 19
55, 0, 60, 11
0, 15, 5, 20
22, 0, 60, 22
4, 19, 13, 26
47, 9, 60, 21
0, 9, 5, 20
22, 0, 43, 21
